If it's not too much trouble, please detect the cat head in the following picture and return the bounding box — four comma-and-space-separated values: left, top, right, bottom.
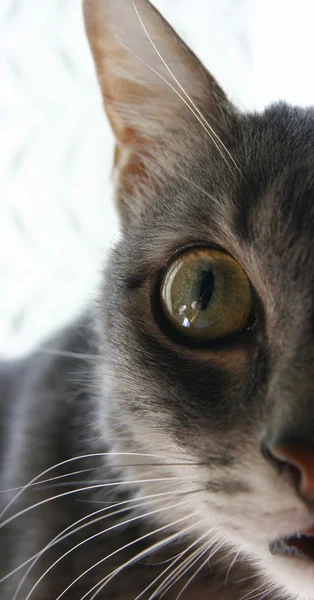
84, 1, 314, 598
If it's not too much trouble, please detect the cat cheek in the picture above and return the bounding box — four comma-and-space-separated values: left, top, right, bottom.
193, 345, 258, 408
201, 346, 251, 375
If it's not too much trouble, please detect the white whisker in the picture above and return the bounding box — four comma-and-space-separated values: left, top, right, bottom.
80, 516, 201, 600
11, 504, 137, 598
11, 492, 188, 599
154, 539, 210, 600
238, 580, 269, 600
0, 475, 185, 530
3, 489, 192, 585
225, 549, 241, 586
131, 0, 241, 174
134, 530, 209, 600
0, 450, 193, 522
175, 546, 211, 600
38, 348, 100, 360
158, 534, 224, 599
176, 170, 222, 202
234, 572, 259, 585
169, 537, 224, 600
24, 503, 195, 600
117, 41, 232, 171
0, 468, 95, 494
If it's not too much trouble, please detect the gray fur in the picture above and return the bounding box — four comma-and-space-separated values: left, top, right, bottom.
1, 1, 314, 599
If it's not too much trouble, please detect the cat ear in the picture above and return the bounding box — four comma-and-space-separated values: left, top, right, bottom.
84, 0, 232, 225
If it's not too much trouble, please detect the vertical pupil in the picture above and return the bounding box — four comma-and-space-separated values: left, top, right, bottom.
198, 268, 214, 310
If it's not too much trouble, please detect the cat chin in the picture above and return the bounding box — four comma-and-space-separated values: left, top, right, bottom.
260, 551, 314, 600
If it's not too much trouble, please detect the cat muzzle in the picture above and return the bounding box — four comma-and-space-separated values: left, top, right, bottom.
269, 526, 314, 560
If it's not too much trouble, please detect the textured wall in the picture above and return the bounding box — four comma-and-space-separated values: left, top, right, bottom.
2, 0, 313, 357
0, 0, 253, 356
0, 0, 118, 356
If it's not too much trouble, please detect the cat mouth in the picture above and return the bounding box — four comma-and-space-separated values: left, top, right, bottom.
269, 526, 314, 560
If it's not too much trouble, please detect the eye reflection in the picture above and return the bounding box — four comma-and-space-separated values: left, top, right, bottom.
178, 304, 191, 328
160, 248, 252, 341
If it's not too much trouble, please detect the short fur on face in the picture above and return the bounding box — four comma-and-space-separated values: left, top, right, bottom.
84, 1, 314, 598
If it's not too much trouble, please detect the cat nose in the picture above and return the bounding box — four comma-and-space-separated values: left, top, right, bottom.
265, 442, 314, 502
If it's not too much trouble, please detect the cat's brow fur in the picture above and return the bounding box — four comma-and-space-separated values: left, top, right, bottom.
1, 1, 314, 599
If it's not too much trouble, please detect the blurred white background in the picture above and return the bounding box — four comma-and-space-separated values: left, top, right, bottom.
1, 0, 314, 357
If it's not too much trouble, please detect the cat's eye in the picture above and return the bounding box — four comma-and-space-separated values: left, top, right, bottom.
160, 248, 252, 341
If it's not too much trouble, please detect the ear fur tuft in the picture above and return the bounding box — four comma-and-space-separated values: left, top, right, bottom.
84, 0, 231, 225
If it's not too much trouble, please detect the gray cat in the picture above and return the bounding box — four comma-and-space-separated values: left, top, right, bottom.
1, 0, 314, 598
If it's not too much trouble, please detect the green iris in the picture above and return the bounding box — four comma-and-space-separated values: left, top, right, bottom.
160, 249, 252, 341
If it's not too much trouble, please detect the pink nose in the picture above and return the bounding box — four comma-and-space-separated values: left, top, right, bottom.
270, 444, 314, 501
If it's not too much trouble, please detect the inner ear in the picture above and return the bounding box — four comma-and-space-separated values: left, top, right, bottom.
84, 0, 233, 226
